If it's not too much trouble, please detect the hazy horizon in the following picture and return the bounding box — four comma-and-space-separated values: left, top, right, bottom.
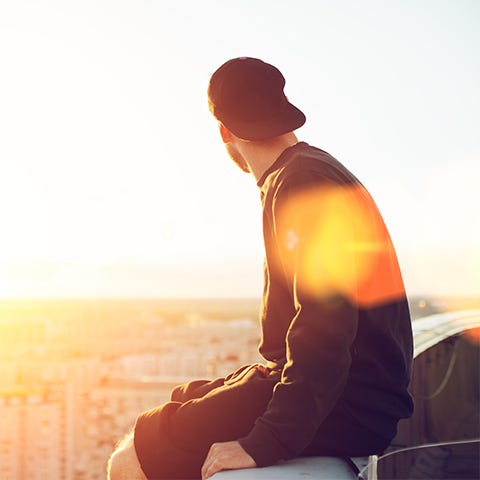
1, 1, 479, 299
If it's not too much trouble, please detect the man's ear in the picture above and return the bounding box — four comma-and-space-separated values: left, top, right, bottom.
219, 123, 233, 144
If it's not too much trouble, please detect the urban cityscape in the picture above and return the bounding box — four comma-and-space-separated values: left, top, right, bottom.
0, 298, 263, 480
0, 295, 477, 479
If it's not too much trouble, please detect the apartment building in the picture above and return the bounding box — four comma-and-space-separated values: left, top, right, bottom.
0, 391, 70, 480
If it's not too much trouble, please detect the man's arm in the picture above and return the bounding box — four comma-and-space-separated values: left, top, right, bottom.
201, 178, 379, 472
238, 296, 358, 465
237, 179, 361, 466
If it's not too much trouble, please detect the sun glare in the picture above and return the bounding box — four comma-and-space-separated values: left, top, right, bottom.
464, 327, 480, 346
274, 184, 406, 307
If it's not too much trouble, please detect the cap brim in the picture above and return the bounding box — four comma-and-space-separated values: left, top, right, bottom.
222, 102, 306, 141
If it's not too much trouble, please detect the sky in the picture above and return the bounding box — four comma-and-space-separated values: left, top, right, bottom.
0, 0, 479, 299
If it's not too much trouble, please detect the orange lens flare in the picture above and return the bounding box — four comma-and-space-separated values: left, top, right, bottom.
274, 184, 405, 307
464, 327, 480, 345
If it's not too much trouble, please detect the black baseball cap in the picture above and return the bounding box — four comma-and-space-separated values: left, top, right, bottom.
208, 57, 306, 141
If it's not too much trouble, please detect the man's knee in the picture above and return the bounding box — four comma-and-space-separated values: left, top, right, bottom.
108, 432, 147, 480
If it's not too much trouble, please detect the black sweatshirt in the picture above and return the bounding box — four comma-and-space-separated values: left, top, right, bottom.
238, 142, 414, 467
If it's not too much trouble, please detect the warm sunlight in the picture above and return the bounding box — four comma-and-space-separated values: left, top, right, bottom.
274, 184, 405, 306
464, 327, 480, 346
1, 4, 478, 480
0, 1, 478, 300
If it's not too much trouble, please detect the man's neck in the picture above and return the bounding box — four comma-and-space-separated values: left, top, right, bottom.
244, 133, 299, 183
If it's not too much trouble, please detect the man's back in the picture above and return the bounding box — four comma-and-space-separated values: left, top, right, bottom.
244, 142, 413, 464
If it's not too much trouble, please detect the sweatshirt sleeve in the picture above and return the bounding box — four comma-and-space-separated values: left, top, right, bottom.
238, 175, 360, 467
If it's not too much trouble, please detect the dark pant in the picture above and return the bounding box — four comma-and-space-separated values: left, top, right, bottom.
134, 364, 389, 479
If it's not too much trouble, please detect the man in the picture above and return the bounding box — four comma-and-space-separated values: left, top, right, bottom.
108, 57, 414, 480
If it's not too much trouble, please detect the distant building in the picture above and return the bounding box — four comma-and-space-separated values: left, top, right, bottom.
0, 299, 263, 479
76, 377, 180, 480
0, 390, 71, 480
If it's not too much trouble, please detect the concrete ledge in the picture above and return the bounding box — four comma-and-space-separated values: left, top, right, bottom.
212, 456, 370, 479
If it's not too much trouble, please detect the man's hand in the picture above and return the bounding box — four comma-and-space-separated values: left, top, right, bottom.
201, 441, 256, 479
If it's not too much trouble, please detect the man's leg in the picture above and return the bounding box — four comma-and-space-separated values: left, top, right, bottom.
134, 365, 279, 479
108, 431, 147, 480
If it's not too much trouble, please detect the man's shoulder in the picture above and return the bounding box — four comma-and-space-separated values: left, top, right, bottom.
277, 142, 358, 188
285, 142, 334, 169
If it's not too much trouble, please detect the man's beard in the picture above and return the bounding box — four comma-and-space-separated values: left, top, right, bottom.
225, 143, 250, 173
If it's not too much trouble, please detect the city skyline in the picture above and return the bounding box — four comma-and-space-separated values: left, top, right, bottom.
1, 295, 478, 479
0, 297, 264, 479
1, 1, 479, 299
